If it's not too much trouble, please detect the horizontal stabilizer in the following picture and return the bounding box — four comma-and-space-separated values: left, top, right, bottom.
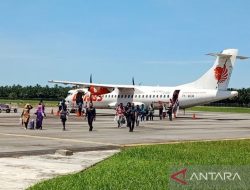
236, 55, 249, 60
206, 53, 232, 58
206, 53, 249, 59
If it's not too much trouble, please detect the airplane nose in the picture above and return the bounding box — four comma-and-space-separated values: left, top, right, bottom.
230, 91, 238, 98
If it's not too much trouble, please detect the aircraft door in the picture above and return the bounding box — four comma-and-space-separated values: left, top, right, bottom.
170, 90, 180, 117
76, 91, 84, 105
171, 90, 180, 105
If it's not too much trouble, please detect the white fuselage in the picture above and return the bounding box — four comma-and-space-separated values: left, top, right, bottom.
65, 86, 238, 109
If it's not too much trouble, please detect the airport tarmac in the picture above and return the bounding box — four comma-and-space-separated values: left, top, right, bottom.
0, 109, 250, 189
0, 108, 250, 157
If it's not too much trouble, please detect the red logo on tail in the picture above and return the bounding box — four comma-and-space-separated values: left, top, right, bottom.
214, 65, 228, 83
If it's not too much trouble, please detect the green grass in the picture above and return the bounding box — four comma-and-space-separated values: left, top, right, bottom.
188, 106, 250, 113
0, 99, 58, 107
28, 140, 250, 190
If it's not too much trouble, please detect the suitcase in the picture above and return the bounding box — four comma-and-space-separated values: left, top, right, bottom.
28, 120, 34, 129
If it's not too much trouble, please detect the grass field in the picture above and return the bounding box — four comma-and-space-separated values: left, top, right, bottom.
188, 106, 250, 113
28, 140, 250, 190
0, 99, 58, 107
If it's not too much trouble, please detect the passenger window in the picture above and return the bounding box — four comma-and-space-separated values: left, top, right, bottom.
121, 95, 123, 98
146, 95, 148, 98
118, 95, 120, 98
153, 95, 155, 98
124, 95, 127, 98
160, 95, 162, 98
128, 95, 130, 98
135, 95, 137, 98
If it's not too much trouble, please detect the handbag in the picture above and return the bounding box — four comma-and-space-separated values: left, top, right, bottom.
121, 116, 126, 124
60, 110, 67, 119
114, 115, 118, 122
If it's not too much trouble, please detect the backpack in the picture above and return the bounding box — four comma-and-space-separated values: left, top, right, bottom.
60, 110, 67, 120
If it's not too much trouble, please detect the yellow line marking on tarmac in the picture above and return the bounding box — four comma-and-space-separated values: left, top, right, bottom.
0, 132, 119, 147
1, 133, 249, 148
122, 137, 250, 147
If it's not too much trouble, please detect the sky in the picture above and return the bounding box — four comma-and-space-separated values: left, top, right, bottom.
0, 0, 249, 88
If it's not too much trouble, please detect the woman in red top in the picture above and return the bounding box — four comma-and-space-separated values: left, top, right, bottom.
116, 103, 125, 128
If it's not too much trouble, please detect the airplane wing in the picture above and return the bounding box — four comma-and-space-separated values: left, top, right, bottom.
48, 80, 135, 89
48, 80, 136, 94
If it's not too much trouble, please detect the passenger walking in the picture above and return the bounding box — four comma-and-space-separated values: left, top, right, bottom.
125, 103, 136, 132
35, 102, 45, 130
140, 104, 146, 122
58, 99, 64, 112
86, 102, 96, 131
76, 92, 84, 116
60, 100, 68, 131
40, 100, 46, 114
21, 104, 33, 129
125, 102, 132, 127
135, 105, 141, 126
167, 100, 173, 121
159, 104, 163, 120
163, 104, 167, 119
148, 103, 154, 121
125, 102, 133, 131
130, 103, 137, 132
116, 103, 125, 128
145, 105, 149, 121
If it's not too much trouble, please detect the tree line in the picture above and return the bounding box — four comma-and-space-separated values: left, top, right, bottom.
207, 88, 250, 107
0, 85, 249, 107
0, 84, 71, 101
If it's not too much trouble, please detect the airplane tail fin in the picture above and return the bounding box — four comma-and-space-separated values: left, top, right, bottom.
181, 49, 248, 90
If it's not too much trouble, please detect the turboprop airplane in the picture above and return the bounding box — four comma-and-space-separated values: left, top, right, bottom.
49, 49, 248, 112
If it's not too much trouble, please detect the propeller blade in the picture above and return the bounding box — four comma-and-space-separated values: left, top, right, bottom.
90, 74, 93, 83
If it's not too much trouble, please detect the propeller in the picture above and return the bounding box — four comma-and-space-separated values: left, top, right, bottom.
89, 74, 93, 103
90, 74, 93, 83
